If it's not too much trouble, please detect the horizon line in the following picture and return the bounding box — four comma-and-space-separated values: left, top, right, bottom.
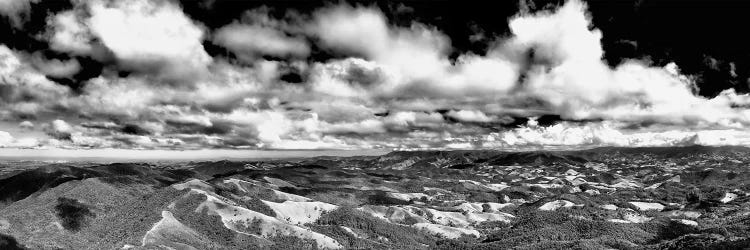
0, 148, 392, 161
0, 144, 746, 161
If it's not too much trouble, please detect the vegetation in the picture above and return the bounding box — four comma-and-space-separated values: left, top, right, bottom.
3, 147, 750, 249
316, 207, 437, 249
54, 197, 95, 231
267, 235, 319, 250
0, 234, 26, 250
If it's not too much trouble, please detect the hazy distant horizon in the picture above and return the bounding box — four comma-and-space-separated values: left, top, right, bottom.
2, 144, 747, 162
0, 148, 391, 161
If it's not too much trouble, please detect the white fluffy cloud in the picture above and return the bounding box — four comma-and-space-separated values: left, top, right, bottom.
483, 1, 750, 129
31, 53, 81, 78
306, 0, 750, 128
2, 0, 750, 151
87, 0, 211, 80
45, 0, 212, 81
496, 3, 661, 116
484, 119, 750, 149
18, 120, 34, 130
301, 0, 750, 148
0, 45, 73, 116
0, 0, 36, 27
0, 131, 13, 145
47, 10, 94, 55
45, 119, 74, 140
214, 23, 310, 59
309, 5, 518, 100
446, 110, 494, 123
0, 131, 38, 148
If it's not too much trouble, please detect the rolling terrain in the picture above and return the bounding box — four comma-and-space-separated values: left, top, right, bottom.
1, 146, 749, 249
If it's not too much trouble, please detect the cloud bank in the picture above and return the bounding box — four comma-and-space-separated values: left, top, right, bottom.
1, 0, 750, 151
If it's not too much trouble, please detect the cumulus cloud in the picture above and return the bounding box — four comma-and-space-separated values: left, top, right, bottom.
88, 0, 211, 80
485, 1, 750, 129
0, 131, 13, 145
1, 0, 750, 151
297, 0, 750, 149
483, 119, 750, 149
0, 0, 36, 27
308, 5, 519, 100
306, 0, 750, 130
446, 110, 494, 123
45, 119, 74, 140
18, 120, 33, 130
46, 10, 95, 55
30, 53, 81, 78
0, 131, 38, 148
45, 0, 212, 82
214, 13, 311, 60
0, 45, 73, 119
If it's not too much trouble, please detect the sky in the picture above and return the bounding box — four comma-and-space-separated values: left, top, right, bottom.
1, 0, 750, 155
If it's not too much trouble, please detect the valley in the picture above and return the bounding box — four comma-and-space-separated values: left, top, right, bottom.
1, 146, 749, 249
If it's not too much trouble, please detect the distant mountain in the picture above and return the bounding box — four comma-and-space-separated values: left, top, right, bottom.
328, 145, 750, 170
0, 163, 194, 203
0, 165, 102, 203
580, 145, 750, 158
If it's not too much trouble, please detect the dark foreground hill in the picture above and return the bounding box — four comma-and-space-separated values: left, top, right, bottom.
0, 146, 749, 249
